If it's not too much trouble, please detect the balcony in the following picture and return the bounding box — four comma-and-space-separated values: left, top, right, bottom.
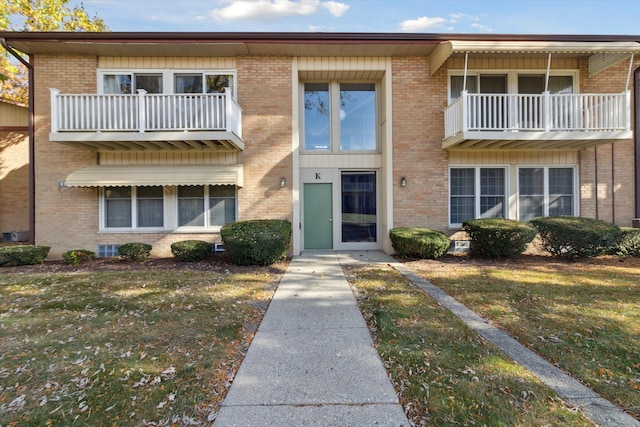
443, 91, 632, 150
49, 89, 244, 152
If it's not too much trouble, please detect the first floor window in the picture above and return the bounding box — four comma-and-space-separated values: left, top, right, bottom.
178, 185, 237, 228
102, 184, 237, 231
104, 186, 164, 229
105, 187, 132, 228
450, 167, 506, 226
518, 167, 575, 222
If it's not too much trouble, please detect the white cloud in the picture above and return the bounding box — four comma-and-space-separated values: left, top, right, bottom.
471, 23, 494, 32
400, 16, 446, 32
211, 0, 349, 22
321, 1, 349, 17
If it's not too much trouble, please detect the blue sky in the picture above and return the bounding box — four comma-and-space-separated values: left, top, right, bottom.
71, 0, 640, 34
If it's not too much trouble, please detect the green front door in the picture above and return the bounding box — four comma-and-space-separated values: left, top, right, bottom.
303, 183, 333, 250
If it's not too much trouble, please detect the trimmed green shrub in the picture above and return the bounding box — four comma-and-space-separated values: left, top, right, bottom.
530, 216, 620, 260
118, 242, 152, 262
611, 227, 640, 257
463, 218, 537, 259
221, 219, 291, 266
0, 245, 50, 266
171, 240, 211, 262
62, 249, 96, 265
389, 227, 450, 259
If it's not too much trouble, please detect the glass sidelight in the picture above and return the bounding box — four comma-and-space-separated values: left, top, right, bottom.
341, 172, 376, 243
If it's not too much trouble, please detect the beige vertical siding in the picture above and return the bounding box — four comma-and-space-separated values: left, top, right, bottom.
98, 57, 236, 69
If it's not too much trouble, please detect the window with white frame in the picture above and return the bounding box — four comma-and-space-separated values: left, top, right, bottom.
450, 167, 506, 226
449, 72, 576, 103
303, 81, 377, 152
99, 70, 236, 96
103, 186, 164, 229
177, 185, 236, 228
518, 167, 575, 222
103, 73, 163, 94
101, 184, 237, 231
174, 73, 235, 97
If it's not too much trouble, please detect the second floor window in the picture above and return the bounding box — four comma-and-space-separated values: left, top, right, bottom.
303, 81, 377, 152
449, 73, 575, 103
103, 73, 163, 94
100, 70, 235, 97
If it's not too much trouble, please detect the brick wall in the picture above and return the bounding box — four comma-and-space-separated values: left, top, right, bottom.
236, 56, 293, 222
391, 57, 450, 232
578, 57, 639, 226
0, 129, 29, 235
33, 55, 99, 256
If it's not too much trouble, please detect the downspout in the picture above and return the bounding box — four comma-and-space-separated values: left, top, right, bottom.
635, 66, 640, 219
594, 146, 599, 219
1, 38, 35, 244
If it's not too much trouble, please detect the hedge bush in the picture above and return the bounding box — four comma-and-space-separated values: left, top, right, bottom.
389, 227, 450, 259
171, 240, 211, 262
62, 249, 96, 265
463, 218, 537, 259
0, 245, 50, 266
611, 227, 640, 257
530, 216, 620, 260
118, 242, 152, 262
221, 219, 291, 266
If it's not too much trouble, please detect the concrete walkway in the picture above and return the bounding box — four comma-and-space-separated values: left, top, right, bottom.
215, 251, 639, 427
213, 252, 410, 426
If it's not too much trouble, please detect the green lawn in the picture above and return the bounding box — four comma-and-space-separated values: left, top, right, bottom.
345, 264, 593, 426
0, 261, 284, 425
405, 254, 640, 422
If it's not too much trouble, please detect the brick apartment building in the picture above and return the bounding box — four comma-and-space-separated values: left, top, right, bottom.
1, 32, 639, 258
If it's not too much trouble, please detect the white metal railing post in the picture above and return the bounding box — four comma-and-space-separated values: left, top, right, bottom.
50, 88, 60, 133
137, 89, 147, 132
461, 90, 468, 132
543, 91, 551, 132
224, 88, 231, 132
624, 90, 631, 131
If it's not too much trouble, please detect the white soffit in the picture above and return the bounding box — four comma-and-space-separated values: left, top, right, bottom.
65, 164, 243, 187
429, 40, 640, 76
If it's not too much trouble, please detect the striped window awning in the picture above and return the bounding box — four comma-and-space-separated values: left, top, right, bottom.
64, 164, 243, 187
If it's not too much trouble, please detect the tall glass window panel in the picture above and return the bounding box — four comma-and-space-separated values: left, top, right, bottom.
304, 83, 330, 151
175, 74, 203, 94
548, 168, 574, 216
206, 74, 234, 97
519, 168, 545, 222
209, 185, 236, 227
480, 168, 506, 218
450, 168, 475, 224
105, 187, 132, 228
339, 83, 376, 151
178, 186, 205, 227
134, 74, 162, 94
103, 74, 132, 94
137, 186, 164, 228
341, 172, 376, 243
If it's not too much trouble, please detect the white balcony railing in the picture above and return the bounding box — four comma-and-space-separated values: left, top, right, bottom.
50, 89, 243, 138
444, 90, 631, 140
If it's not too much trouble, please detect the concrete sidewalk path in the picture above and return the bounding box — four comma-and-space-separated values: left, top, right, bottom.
213, 252, 410, 426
